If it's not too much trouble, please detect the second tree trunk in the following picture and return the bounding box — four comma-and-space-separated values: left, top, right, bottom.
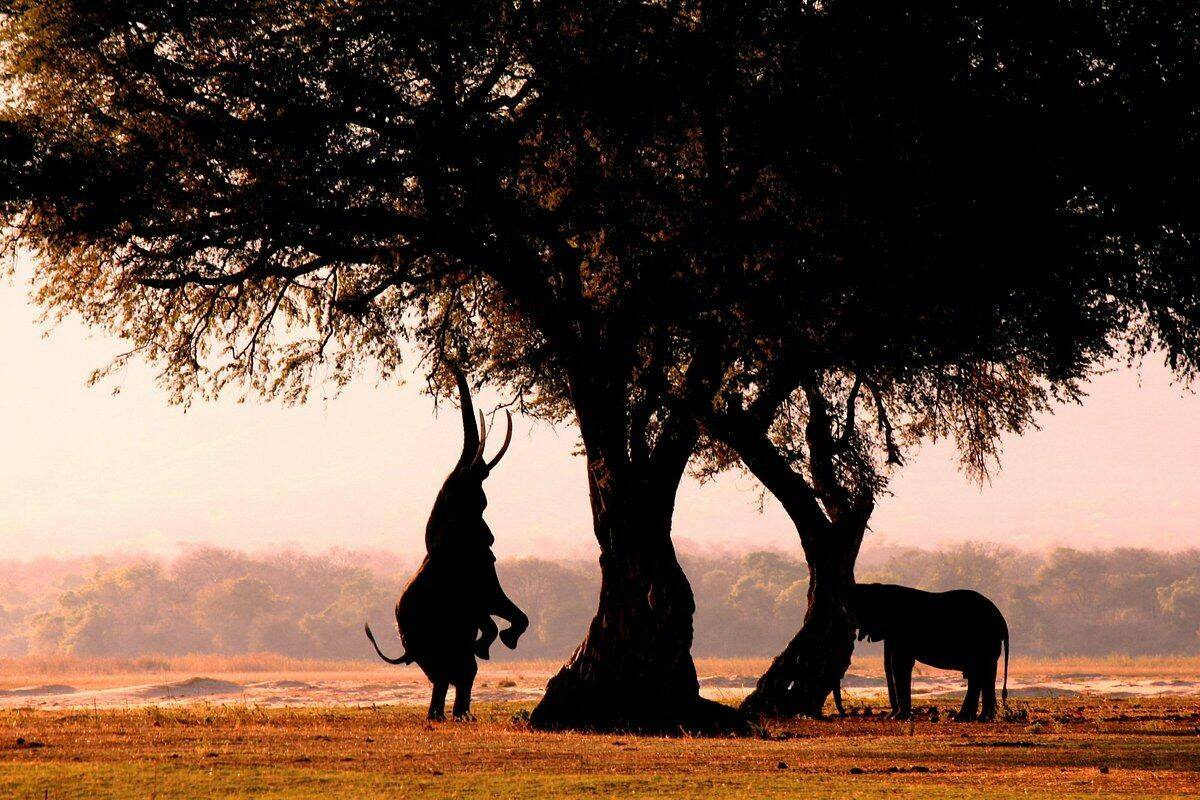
741, 532, 862, 718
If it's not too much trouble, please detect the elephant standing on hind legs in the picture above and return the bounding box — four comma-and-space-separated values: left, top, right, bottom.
365, 366, 528, 721
852, 583, 1009, 722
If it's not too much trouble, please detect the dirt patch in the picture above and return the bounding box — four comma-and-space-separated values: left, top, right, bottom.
1002, 686, 1081, 698
245, 679, 313, 690
840, 673, 886, 688
2, 664, 1199, 710
0, 685, 76, 698
125, 677, 245, 699
698, 675, 757, 689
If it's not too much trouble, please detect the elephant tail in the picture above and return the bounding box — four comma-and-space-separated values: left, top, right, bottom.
1001, 625, 1010, 706
364, 622, 414, 665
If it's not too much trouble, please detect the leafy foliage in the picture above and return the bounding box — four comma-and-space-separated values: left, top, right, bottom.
3, 0, 1198, 466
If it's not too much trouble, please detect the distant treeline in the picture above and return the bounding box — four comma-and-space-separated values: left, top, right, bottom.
1, 543, 1199, 661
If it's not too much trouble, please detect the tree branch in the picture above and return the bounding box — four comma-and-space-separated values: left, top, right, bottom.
710, 395, 831, 537
862, 377, 903, 467
135, 254, 332, 290
801, 380, 855, 523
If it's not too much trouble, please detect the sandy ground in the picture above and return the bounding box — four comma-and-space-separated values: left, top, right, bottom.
3, 662, 1200, 710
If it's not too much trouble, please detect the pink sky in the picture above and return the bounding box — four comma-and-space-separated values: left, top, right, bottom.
1, 266, 1198, 561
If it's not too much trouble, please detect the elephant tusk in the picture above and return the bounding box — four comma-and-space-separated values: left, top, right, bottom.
473, 410, 488, 466
486, 411, 513, 470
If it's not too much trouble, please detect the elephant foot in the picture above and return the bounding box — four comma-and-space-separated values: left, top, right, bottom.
893, 711, 913, 721
453, 712, 477, 722
428, 710, 446, 722
952, 713, 978, 723
499, 628, 521, 649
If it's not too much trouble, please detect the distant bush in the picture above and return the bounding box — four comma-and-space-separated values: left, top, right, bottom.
1, 543, 1198, 661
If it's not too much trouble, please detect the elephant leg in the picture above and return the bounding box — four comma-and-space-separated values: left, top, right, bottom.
480, 562, 528, 649
978, 660, 999, 722
957, 675, 981, 721
496, 601, 528, 649
428, 680, 449, 721
890, 652, 915, 721
883, 640, 896, 716
452, 658, 478, 721
833, 684, 845, 717
475, 615, 499, 660
883, 640, 898, 717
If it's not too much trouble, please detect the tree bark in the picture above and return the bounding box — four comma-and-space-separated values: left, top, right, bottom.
740, 527, 863, 717
713, 399, 870, 719
529, 398, 749, 734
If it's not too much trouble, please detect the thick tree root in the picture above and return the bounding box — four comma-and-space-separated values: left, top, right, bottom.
530, 668, 752, 735
740, 616, 854, 719
530, 694, 752, 736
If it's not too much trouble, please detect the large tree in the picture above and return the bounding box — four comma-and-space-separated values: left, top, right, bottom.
694, 2, 1200, 716
0, 0, 764, 733
2, 0, 1198, 731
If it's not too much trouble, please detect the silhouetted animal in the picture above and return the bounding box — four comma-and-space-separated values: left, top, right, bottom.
853, 583, 1009, 722
365, 367, 528, 720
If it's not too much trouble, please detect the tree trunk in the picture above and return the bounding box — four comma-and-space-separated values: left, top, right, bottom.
740, 527, 863, 718
529, 448, 749, 734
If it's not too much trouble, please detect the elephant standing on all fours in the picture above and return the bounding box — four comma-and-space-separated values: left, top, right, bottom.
849, 583, 1009, 722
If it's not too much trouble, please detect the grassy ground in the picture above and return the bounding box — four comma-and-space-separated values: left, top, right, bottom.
2, 695, 1198, 798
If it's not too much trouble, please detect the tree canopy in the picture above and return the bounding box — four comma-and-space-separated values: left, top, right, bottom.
4, 1, 1198, 425
3, 0, 1199, 730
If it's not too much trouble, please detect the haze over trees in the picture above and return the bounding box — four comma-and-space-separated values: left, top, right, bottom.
2, 1, 1199, 730
4, 544, 1200, 663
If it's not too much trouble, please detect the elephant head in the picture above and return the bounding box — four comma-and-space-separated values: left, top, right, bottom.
851, 582, 894, 643
423, 366, 512, 555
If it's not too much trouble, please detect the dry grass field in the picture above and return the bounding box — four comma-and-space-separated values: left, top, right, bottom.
1, 655, 1199, 798
2, 697, 1199, 798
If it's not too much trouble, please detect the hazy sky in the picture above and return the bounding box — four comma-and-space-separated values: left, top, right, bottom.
2, 264, 1199, 562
